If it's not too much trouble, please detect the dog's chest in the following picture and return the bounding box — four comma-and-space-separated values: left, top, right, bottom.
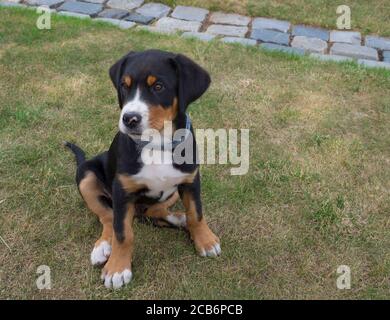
133, 150, 189, 201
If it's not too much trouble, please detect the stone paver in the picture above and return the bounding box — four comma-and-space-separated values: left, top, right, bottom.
98, 8, 129, 19
171, 5, 208, 22
310, 53, 353, 62
25, 0, 63, 7
58, 11, 91, 18
181, 32, 215, 42
292, 25, 329, 41
383, 51, 390, 63
365, 36, 390, 51
221, 37, 256, 46
2, 0, 21, 2
291, 36, 327, 54
250, 29, 289, 46
209, 12, 250, 26
252, 17, 290, 33
95, 18, 135, 29
155, 17, 201, 32
136, 2, 170, 19
58, 1, 103, 16
137, 25, 174, 34
330, 43, 378, 61
206, 24, 248, 37
260, 43, 305, 56
330, 31, 361, 44
106, 0, 143, 11
84, 0, 105, 4
358, 59, 390, 70
125, 12, 154, 24
0, 1, 24, 6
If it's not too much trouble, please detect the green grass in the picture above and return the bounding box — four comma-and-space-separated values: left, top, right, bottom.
147, 0, 390, 37
0, 8, 390, 299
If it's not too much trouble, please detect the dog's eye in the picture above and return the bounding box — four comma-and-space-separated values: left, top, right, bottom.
153, 82, 164, 92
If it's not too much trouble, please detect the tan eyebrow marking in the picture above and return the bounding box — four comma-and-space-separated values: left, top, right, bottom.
147, 75, 157, 86
123, 75, 132, 87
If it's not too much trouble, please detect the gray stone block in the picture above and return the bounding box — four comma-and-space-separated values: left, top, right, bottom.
330, 30, 361, 44
330, 43, 378, 61
250, 29, 289, 45
155, 17, 201, 32
84, 0, 105, 4
98, 8, 129, 19
136, 2, 170, 19
106, 0, 143, 11
206, 24, 248, 37
94, 17, 135, 29
181, 32, 216, 42
25, 0, 63, 7
221, 37, 257, 46
310, 53, 353, 62
58, 1, 103, 16
171, 5, 208, 22
260, 43, 305, 56
137, 25, 174, 35
292, 25, 329, 41
0, 1, 24, 6
58, 11, 91, 18
383, 51, 390, 63
365, 35, 390, 51
125, 12, 154, 24
291, 36, 328, 54
209, 12, 250, 26
252, 17, 290, 33
358, 59, 390, 70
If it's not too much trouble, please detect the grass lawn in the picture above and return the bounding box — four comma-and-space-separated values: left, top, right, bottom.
0, 8, 390, 299
148, 0, 390, 37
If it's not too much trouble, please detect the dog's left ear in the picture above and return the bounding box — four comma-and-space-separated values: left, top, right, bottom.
170, 54, 211, 115
109, 51, 136, 107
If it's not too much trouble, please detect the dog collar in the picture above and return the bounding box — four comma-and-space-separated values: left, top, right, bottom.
130, 113, 192, 151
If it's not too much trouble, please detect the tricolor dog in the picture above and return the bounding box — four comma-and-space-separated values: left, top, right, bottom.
65, 50, 220, 289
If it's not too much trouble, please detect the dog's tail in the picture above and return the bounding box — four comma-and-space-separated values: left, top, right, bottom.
63, 141, 86, 167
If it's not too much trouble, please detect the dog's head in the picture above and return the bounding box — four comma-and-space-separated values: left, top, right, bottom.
109, 49, 210, 137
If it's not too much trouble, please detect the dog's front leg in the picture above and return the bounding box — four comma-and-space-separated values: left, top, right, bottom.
179, 173, 221, 257
101, 178, 134, 289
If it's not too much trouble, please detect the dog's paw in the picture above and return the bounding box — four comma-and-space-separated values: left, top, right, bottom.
90, 240, 111, 266
193, 227, 221, 258
101, 256, 132, 289
166, 212, 187, 228
101, 268, 132, 289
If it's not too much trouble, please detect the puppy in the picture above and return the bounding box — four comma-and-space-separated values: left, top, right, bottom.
65, 50, 221, 289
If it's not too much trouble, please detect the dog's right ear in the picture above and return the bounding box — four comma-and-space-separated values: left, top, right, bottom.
109, 51, 136, 107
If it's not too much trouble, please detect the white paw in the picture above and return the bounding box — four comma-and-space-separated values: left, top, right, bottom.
166, 214, 187, 228
90, 241, 111, 266
101, 269, 132, 289
199, 243, 221, 257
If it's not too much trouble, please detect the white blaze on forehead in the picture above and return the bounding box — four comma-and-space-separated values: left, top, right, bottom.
118, 88, 149, 134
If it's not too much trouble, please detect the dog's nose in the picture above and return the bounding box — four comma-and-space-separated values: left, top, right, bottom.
123, 112, 142, 128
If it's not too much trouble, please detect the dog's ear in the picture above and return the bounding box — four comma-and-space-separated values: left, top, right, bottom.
109, 51, 136, 107
170, 54, 211, 116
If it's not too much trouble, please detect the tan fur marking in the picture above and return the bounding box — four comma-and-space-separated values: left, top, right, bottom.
118, 174, 146, 193
79, 171, 113, 245
183, 192, 219, 254
182, 168, 198, 184
147, 75, 157, 86
148, 97, 178, 131
103, 204, 134, 275
123, 75, 132, 88
144, 192, 186, 228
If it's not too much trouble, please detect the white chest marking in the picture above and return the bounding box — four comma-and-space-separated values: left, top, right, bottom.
133, 149, 189, 201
